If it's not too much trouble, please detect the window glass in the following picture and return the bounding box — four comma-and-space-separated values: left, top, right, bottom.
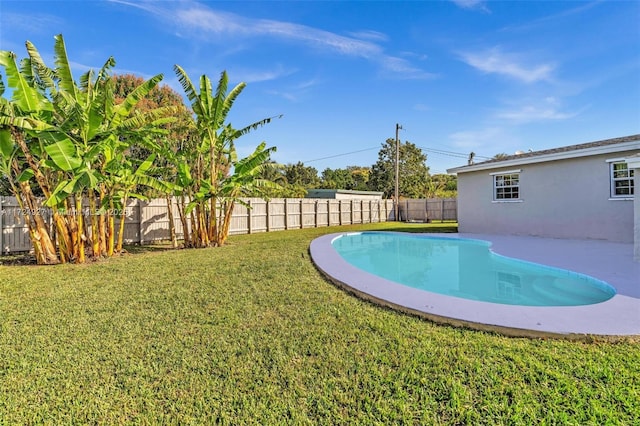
611, 162, 634, 197
494, 173, 520, 200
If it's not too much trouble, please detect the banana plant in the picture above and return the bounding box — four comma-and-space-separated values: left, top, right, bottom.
174, 65, 280, 246
102, 149, 175, 254
0, 53, 61, 263
0, 34, 175, 263
215, 140, 280, 245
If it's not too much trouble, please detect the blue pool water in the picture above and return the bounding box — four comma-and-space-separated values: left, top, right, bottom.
331, 232, 616, 307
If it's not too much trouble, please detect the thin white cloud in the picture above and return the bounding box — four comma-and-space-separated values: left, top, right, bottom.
496, 98, 586, 123
497, 106, 576, 122
295, 79, 321, 90
460, 48, 554, 83
500, 1, 602, 32
173, 6, 381, 57
1, 12, 63, 34
449, 127, 505, 150
379, 57, 436, 79
401, 51, 429, 61
265, 78, 321, 102
230, 65, 297, 84
106, 0, 161, 15
347, 30, 389, 42
451, 0, 490, 13
109, 0, 434, 79
448, 127, 531, 159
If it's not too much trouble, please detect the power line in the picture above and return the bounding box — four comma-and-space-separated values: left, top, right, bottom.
303, 146, 379, 163
301, 143, 491, 165
418, 146, 491, 160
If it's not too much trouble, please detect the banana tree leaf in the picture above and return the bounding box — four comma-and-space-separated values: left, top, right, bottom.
0, 129, 13, 158
86, 103, 104, 141
78, 168, 101, 189
45, 177, 79, 207
61, 177, 79, 194
185, 199, 199, 215
85, 135, 114, 162
128, 192, 150, 201
112, 74, 164, 124
17, 168, 35, 183
53, 34, 78, 101
134, 153, 156, 176
0, 50, 51, 113
176, 162, 192, 187
25, 41, 57, 93
132, 173, 175, 194
44, 138, 82, 171
0, 115, 53, 132
173, 65, 201, 112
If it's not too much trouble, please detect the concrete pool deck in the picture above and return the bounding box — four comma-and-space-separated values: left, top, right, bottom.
310, 232, 640, 340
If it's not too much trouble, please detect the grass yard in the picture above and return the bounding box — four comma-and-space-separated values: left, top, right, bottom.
0, 222, 638, 424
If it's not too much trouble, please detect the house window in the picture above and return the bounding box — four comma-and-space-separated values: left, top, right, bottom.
610, 162, 634, 198
493, 172, 520, 200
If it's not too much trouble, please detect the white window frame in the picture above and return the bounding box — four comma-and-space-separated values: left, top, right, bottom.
607, 159, 634, 199
491, 169, 521, 202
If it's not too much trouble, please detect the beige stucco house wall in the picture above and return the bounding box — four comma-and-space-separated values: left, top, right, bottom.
447, 135, 639, 248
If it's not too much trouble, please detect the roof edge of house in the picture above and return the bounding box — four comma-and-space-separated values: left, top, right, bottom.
447, 134, 640, 174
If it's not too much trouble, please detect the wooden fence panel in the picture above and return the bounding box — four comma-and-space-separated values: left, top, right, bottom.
301, 200, 317, 229
285, 198, 302, 229
0, 196, 33, 253
399, 198, 457, 222
229, 201, 249, 236
251, 198, 269, 233
115, 201, 143, 245
316, 200, 329, 227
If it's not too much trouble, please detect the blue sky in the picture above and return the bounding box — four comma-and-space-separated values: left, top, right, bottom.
1, 0, 639, 174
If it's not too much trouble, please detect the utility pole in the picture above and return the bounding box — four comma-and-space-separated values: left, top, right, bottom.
395, 123, 402, 222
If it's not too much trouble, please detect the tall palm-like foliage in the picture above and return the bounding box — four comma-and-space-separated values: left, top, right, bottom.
0, 49, 61, 263
215, 140, 279, 245
0, 35, 173, 263
173, 66, 279, 247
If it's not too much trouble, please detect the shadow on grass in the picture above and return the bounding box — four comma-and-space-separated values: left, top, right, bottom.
0, 253, 37, 266
365, 222, 458, 234
0, 244, 177, 266
122, 243, 178, 255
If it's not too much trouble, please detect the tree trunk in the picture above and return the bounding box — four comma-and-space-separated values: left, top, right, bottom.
88, 190, 100, 258
194, 203, 208, 248
116, 196, 129, 254
67, 198, 79, 262
107, 198, 115, 256
75, 195, 86, 263
98, 188, 107, 256
166, 195, 178, 249
10, 158, 59, 264
178, 195, 190, 248
217, 200, 235, 246
16, 182, 59, 264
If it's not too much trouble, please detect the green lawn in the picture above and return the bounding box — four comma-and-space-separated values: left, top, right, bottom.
1, 222, 638, 424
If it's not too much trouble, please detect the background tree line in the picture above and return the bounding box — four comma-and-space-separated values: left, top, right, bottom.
257, 138, 457, 199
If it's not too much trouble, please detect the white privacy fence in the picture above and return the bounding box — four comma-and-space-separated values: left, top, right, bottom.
0, 196, 456, 254
397, 198, 458, 222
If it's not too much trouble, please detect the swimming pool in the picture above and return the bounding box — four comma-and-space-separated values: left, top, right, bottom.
331, 232, 616, 307
310, 231, 640, 338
